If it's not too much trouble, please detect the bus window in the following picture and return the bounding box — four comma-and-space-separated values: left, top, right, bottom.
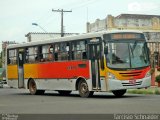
42, 45, 49, 61
59, 42, 69, 61
28, 47, 39, 63
48, 45, 54, 61
54, 43, 60, 61
72, 40, 87, 60
8, 49, 17, 64
25, 48, 29, 63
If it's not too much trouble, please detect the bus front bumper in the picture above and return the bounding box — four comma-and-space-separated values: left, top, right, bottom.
108, 76, 151, 91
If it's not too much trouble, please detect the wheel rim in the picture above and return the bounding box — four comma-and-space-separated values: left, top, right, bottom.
29, 81, 36, 93
80, 82, 89, 95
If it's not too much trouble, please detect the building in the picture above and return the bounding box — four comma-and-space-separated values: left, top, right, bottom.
87, 14, 160, 41
87, 14, 160, 32
87, 13, 160, 55
25, 32, 79, 42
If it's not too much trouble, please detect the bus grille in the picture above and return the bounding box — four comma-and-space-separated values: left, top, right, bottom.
119, 71, 142, 77
122, 81, 142, 86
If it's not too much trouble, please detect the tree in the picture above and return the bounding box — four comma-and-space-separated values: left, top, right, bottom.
0, 51, 2, 68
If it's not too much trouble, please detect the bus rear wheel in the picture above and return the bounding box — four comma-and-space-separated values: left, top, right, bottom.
58, 90, 72, 95
28, 79, 45, 95
78, 80, 94, 98
112, 89, 126, 97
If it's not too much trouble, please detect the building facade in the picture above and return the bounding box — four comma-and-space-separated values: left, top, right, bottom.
87, 14, 160, 55
87, 14, 160, 42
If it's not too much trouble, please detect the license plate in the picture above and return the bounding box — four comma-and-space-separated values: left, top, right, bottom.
129, 80, 136, 85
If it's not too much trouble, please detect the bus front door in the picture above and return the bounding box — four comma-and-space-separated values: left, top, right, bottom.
18, 49, 25, 88
89, 43, 101, 90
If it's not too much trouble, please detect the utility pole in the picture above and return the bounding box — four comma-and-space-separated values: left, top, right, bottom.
52, 9, 72, 37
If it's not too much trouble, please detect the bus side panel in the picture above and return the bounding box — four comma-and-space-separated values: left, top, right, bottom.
24, 64, 39, 78
7, 65, 18, 79
7, 65, 18, 88
24, 60, 90, 79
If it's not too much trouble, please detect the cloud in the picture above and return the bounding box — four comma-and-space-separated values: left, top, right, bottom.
128, 2, 160, 12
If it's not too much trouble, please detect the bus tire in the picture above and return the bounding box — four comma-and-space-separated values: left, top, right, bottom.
37, 90, 45, 95
58, 90, 72, 96
112, 89, 126, 97
78, 80, 94, 98
28, 79, 45, 95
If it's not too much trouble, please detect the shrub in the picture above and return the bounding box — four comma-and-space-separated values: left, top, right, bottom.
155, 89, 160, 95
156, 75, 160, 83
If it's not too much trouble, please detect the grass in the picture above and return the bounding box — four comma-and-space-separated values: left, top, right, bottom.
155, 89, 160, 95
127, 88, 160, 95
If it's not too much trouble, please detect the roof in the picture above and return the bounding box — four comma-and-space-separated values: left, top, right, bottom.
8, 30, 143, 49
25, 32, 79, 37
116, 14, 160, 19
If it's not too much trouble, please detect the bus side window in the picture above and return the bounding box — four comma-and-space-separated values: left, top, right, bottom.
8, 49, 17, 65
48, 45, 54, 61
39, 53, 44, 62
59, 42, 69, 61
42, 45, 51, 62
74, 40, 87, 60
54, 44, 59, 61
25, 48, 29, 63
28, 47, 36, 63
82, 52, 87, 59
71, 42, 75, 60
7, 58, 11, 64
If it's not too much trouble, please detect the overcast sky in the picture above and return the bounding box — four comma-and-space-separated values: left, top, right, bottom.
0, 0, 160, 51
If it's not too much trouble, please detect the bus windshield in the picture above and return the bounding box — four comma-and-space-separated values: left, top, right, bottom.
104, 41, 150, 69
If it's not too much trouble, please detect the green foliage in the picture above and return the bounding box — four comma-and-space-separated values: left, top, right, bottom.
127, 89, 154, 95
0, 51, 2, 68
155, 75, 160, 83
0, 59, 2, 68
155, 89, 160, 95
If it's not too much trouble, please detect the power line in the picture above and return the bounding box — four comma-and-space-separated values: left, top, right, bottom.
52, 9, 72, 37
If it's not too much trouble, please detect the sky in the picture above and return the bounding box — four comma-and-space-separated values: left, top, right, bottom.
0, 0, 160, 51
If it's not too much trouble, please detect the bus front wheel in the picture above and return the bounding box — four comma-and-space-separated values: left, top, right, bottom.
28, 79, 45, 95
78, 80, 94, 98
112, 89, 126, 97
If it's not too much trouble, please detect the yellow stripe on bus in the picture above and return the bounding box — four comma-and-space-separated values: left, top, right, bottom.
7, 65, 18, 79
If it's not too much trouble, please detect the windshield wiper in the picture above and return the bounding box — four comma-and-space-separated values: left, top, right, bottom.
129, 44, 134, 57
130, 41, 137, 57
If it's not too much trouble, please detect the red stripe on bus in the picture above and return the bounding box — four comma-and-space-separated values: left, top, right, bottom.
24, 60, 90, 79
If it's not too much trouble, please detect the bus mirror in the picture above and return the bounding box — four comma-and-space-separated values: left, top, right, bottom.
101, 56, 105, 70
104, 46, 108, 54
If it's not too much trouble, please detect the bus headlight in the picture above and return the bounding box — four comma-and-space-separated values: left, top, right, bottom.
108, 72, 116, 79
145, 71, 151, 78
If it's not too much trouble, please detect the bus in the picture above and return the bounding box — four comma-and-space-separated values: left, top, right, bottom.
6, 30, 151, 97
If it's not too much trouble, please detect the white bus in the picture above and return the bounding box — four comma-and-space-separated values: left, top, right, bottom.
6, 30, 151, 97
